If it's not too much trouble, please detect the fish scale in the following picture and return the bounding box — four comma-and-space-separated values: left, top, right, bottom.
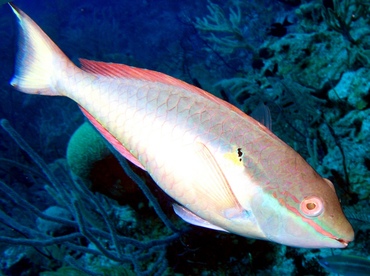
8, 3, 354, 248
69, 75, 262, 216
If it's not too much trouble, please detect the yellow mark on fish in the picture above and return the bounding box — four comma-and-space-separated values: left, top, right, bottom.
223, 147, 244, 167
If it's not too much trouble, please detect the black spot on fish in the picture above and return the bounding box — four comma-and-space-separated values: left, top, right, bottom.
237, 148, 243, 162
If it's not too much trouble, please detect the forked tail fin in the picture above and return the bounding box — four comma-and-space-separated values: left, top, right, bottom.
9, 3, 73, 96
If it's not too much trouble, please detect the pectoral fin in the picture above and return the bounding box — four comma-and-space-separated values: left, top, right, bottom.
190, 142, 243, 213
173, 204, 229, 232
171, 142, 246, 232
250, 102, 272, 130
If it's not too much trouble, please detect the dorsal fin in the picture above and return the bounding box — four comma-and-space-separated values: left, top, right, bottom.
250, 102, 272, 131
79, 58, 178, 83
78, 59, 259, 124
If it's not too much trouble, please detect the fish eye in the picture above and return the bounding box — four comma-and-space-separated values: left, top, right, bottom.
300, 196, 324, 217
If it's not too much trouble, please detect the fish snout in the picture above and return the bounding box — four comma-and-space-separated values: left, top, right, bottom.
336, 224, 355, 247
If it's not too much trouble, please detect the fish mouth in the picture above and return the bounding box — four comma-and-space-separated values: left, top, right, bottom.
335, 238, 350, 247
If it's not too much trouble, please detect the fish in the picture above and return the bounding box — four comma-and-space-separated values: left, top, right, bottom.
318, 255, 370, 276
8, 4, 354, 248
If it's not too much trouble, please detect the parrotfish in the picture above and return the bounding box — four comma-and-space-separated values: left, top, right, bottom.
8, 4, 354, 248
318, 255, 370, 276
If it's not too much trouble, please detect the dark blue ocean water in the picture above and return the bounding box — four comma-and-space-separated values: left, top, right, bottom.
0, 0, 369, 275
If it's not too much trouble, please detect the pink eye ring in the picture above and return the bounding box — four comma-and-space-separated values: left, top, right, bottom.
300, 196, 324, 217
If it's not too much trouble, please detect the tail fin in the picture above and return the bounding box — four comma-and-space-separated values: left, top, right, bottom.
9, 4, 72, 96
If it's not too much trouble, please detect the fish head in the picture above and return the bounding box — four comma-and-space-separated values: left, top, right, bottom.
250, 156, 354, 248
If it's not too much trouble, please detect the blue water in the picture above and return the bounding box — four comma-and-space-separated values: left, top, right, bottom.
0, 0, 369, 275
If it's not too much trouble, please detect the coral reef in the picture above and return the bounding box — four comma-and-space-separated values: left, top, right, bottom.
192, 0, 370, 273
0, 0, 369, 275
194, 0, 370, 193
0, 119, 178, 275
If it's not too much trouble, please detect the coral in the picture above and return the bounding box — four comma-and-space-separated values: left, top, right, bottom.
66, 122, 111, 180
2, 1, 369, 274
328, 68, 370, 110
194, 3, 370, 268
66, 122, 145, 206
193, 0, 278, 62
194, 0, 370, 169
0, 119, 179, 275
322, 0, 370, 44
319, 109, 370, 199
295, 2, 325, 33
194, 1, 256, 55
36, 206, 73, 236
1, 245, 47, 275
261, 31, 349, 90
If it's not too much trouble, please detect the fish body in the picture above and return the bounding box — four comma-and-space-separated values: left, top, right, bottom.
8, 4, 354, 248
318, 255, 370, 276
